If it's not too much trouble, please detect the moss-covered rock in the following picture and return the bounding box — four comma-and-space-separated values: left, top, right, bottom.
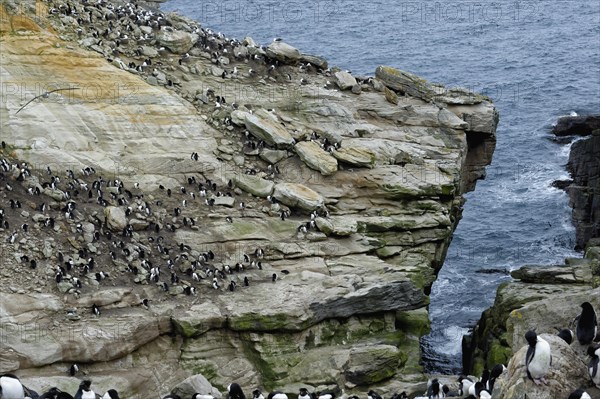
344, 345, 402, 385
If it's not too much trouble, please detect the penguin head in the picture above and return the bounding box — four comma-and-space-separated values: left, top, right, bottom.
581, 302, 595, 315
525, 330, 538, 346
587, 343, 600, 357
558, 328, 574, 345
442, 385, 449, 394
299, 389, 308, 396
104, 389, 120, 399
490, 363, 506, 378
252, 390, 262, 399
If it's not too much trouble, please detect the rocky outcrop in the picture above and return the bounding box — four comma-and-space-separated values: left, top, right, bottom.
294, 141, 338, 175
491, 334, 590, 399
560, 118, 600, 249
104, 206, 127, 231
235, 110, 296, 149
331, 145, 376, 169
464, 255, 600, 377
272, 183, 324, 211
375, 66, 437, 102
0, 1, 498, 397
156, 27, 198, 54
334, 71, 358, 91
552, 115, 600, 136
266, 41, 301, 63
231, 174, 274, 198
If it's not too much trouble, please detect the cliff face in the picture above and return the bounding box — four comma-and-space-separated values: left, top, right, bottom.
0, 0, 496, 396
565, 129, 600, 250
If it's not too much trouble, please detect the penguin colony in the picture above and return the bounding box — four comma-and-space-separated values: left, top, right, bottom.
2, 0, 354, 305
0, 140, 330, 308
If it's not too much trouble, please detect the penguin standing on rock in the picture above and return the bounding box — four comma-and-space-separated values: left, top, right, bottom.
367, 390, 381, 399
297, 389, 310, 399
227, 383, 246, 399
568, 389, 592, 399
557, 328, 574, 345
74, 380, 95, 399
0, 374, 25, 399
426, 378, 443, 398
588, 343, 600, 389
575, 302, 597, 345
474, 382, 491, 399
457, 376, 474, 396
487, 363, 506, 392
102, 390, 120, 399
525, 330, 552, 385
267, 392, 287, 399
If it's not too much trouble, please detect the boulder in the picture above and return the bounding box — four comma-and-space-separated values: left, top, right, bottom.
334, 71, 357, 90
344, 345, 402, 385
294, 141, 338, 175
265, 41, 301, 63
332, 146, 376, 168
447, 101, 499, 134
315, 217, 357, 237
375, 66, 436, 102
384, 87, 398, 105
211, 65, 224, 77
299, 53, 328, 69
552, 115, 600, 137
510, 263, 593, 284
491, 334, 589, 399
259, 148, 287, 164
140, 45, 159, 58
213, 196, 235, 207
273, 183, 324, 211
171, 373, 222, 399
156, 28, 197, 54
230, 174, 274, 198
433, 86, 486, 105
238, 111, 295, 148
129, 218, 150, 231
81, 222, 95, 243
103, 206, 127, 232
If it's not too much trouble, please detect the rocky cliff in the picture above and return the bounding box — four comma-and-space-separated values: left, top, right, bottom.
0, 0, 497, 396
558, 116, 600, 250
464, 115, 600, 399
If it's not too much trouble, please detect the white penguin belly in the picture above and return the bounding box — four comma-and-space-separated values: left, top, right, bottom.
529, 340, 551, 378
591, 364, 600, 385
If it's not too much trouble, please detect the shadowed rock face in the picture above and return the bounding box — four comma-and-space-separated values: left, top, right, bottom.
0, 0, 496, 397
566, 128, 600, 250
549, 115, 600, 249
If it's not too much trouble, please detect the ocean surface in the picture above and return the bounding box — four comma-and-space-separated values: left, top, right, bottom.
162, 0, 600, 373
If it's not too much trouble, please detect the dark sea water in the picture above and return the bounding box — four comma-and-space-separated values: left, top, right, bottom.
162, 0, 600, 373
